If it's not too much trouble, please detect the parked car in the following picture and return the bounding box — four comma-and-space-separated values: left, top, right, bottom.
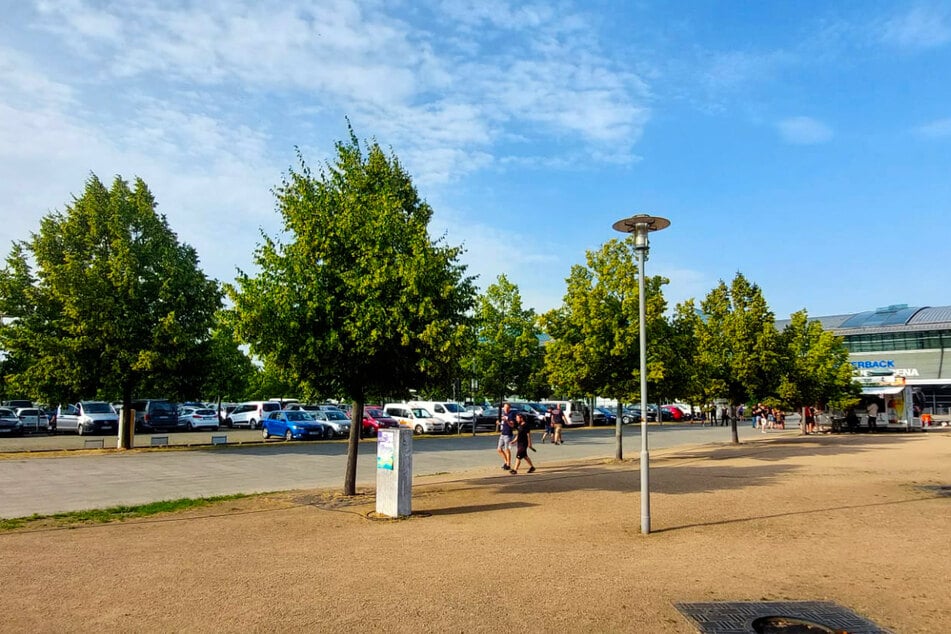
56, 401, 119, 435
622, 406, 658, 424
14, 407, 50, 434
132, 399, 183, 432
661, 405, 686, 422
540, 400, 586, 426
178, 406, 220, 431
383, 404, 444, 434
310, 408, 352, 438
3, 399, 33, 410
262, 410, 330, 441
408, 400, 474, 433
361, 407, 400, 437
0, 407, 24, 435
226, 401, 281, 429
594, 406, 618, 426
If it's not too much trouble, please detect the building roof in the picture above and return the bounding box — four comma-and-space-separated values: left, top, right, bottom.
776, 304, 951, 336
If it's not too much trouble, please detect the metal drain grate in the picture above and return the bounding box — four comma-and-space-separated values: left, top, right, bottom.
675, 601, 891, 634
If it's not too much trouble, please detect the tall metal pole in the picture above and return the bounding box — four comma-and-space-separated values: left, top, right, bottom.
612, 213, 669, 537
637, 245, 650, 535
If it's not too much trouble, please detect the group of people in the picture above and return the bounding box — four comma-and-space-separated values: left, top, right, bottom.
495, 403, 569, 475
751, 403, 786, 432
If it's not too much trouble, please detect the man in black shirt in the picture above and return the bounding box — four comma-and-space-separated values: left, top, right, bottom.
510, 413, 536, 474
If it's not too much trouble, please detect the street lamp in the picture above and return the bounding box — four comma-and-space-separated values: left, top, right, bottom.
612, 213, 670, 535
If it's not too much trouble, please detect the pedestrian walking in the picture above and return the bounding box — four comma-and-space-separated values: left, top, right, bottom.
510, 413, 536, 474
551, 403, 567, 445
496, 403, 516, 470
541, 406, 554, 443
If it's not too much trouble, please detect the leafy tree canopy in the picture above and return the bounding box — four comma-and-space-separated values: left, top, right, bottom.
0, 174, 221, 417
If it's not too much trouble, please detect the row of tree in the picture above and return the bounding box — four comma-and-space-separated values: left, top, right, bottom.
0, 130, 857, 492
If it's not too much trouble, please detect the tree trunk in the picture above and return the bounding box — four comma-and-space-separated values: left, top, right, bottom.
730, 404, 739, 444
614, 400, 623, 460
343, 398, 365, 496
119, 384, 134, 450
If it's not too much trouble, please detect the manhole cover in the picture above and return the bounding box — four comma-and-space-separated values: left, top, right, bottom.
752, 615, 835, 633
676, 601, 891, 634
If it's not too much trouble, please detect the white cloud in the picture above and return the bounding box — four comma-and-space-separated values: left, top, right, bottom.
914, 117, 951, 139
777, 116, 833, 145
881, 6, 951, 49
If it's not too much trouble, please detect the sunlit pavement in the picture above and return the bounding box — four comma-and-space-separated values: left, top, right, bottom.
0, 422, 799, 519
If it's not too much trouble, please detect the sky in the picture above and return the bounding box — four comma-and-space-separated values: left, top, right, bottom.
1, 1, 950, 320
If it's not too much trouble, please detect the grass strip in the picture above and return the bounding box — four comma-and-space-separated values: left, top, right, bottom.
0, 493, 251, 532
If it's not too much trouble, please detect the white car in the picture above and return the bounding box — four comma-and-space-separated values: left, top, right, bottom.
382, 404, 444, 434
178, 407, 220, 431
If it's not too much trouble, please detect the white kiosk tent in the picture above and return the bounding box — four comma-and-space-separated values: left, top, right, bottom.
857, 384, 922, 431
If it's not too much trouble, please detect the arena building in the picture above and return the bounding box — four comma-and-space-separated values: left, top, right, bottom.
780, 304, 951, 415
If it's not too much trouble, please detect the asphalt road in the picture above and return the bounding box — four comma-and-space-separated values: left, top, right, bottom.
0, 422, 777, 519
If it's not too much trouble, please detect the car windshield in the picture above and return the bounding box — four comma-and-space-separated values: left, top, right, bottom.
285, 411, 313, 421
444, 403, 464, 413
195, 409, 216, 416
151, 402, 176, 414
323, 410, 348, 420
262, 403, 280, 412
412, 408, 431, 418
83, 402, 115, 414
0, 408, 15, 417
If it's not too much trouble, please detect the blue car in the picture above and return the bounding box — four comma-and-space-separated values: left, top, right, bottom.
262, 410, 330, 441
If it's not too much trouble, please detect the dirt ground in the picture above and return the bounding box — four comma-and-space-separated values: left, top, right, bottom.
1, 431, 948, 633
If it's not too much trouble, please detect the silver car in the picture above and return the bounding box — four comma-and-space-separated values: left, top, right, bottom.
310, 408, 352, 438
14, 407, 50, 434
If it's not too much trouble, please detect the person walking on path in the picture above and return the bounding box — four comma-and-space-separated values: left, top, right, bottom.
510, 413, 536, 474
541, 406, 554, 443
496, 403, 516, 470
551, 403, 567, 445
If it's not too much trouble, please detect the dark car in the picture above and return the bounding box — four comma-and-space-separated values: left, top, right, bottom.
595, 406, 618, 425
361, 407, 400, 437
0, 407, 23, 435
132, 399, 183, 432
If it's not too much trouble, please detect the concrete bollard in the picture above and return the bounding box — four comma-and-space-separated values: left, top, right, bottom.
375, 427, 413, 517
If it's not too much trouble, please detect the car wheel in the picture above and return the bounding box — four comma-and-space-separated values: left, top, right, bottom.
284, 429, 293, 441
262, 427, 269, 440
249, 418, 257, 430
77, 424, 85, 436
414, 424, 424, 435
188, 421, 195, 431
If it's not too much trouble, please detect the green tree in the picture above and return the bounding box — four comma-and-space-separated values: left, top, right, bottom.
228, 132, 475, 495
540, 237, 670, 458
0, 175, 221, 447
468, 275, 543, 420
776, 310, 858, 426
200, 311, 255, 403
695, 273, 780, 443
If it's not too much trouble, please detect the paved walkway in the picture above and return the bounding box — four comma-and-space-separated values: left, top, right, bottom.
0, 423, 772, 518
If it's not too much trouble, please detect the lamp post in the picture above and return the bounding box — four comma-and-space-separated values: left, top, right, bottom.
612, 213, 670, 535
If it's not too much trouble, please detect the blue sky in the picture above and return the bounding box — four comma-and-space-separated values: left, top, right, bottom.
2, 1, 950, 319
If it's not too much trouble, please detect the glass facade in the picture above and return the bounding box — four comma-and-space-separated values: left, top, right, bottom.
844, 329, 951, 353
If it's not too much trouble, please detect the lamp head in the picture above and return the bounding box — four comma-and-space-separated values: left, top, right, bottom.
612, 214, 670, 252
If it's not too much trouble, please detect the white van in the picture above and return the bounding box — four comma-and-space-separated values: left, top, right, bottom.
407, 401, 473, 433
539, 400, 586, 427
382, 403, 445, 435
